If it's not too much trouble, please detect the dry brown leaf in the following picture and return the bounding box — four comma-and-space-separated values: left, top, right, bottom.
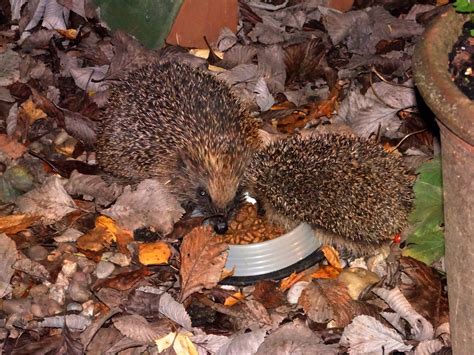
179, 226, 228, 302
102, 179, 185, 235
95, 216, 133, 254
299, 279, 381, 327
15, 176, 78, 225
65, 170, 123, 207
77, 225, 114, 253
0, 214, 39, 234
280, 271, 304, 292
113, 314, 158, 343
138, 242, 171, 265
158, 292, 193, 331
0, 134, 27, 160
252, 280, 285, 309
55, 28, 78, 40
0, 233, 17, 297
321, 245, 343, 269
94, 267, 153, 291
255, 319, 339, 355
399, 256, 449, 327
311, 265, 342, 279
224, 291, 245, 306
20, 98, 47, 123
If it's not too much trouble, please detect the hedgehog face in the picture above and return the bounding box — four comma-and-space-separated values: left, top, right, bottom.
176, 150, 247, 234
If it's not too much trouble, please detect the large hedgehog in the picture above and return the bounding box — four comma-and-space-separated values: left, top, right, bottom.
247, 134, 414, 254
96, 62, 260, 233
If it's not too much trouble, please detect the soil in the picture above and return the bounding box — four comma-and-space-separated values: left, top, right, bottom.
448, 21, 474, 100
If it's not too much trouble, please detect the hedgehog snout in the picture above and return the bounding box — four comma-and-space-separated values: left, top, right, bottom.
203, 215, 229, 234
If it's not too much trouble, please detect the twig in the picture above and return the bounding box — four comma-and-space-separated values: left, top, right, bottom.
369, 70, 398, 109
198, 296, 245, 319
371, 66, 413, 88
389, 129, 427, 153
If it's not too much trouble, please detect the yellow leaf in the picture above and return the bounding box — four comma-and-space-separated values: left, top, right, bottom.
189, 48, 224, 59
155, 332, 198, 355
55, 28, 78, 40
321, 245, 342, 270
95, 216, 133, 254
96, 215, 120, 234
310, 265, 341, 279
224, 291, 244, 306
280, 271, 304, 292
0, 214, 39, 234
138, 241, 171, 265
20, 99, 47, 124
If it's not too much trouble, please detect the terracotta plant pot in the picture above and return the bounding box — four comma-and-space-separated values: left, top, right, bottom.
413, 8, 474, 353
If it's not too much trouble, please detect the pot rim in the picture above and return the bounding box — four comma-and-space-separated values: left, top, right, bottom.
413, 8, 474, 145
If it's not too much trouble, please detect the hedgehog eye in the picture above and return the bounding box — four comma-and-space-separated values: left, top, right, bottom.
198, 188, 208, 197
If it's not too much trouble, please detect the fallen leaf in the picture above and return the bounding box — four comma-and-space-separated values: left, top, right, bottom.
216, 329, 266, 355
311, 265, 342, 279
70, 65, 109, 92
0, 214, 38, 234
334, 81, 416, 138
252, 280, 285, 309
94, 267, 152, 291
77, 216, 118, 252
15, 176, 78, 225
340, 315, 413, 353
138, 241, 171, 265
280, 271, 304, 291
95, 216, 133, 254
224, 291, 245, 306
113, 314, 158, 343
65, 170, 123, 207
13, 253, 51, 281
321, 245, 343, 269
299, 279, 381, 327
55, 28, 78, 39
399, 257, 449, 327
0, 233, 17, 297
102, 179, 185, 235
20, 98, 47, 123
155, 331, 197, 355
158, 292, 193, 331
179, 226, 228, 302
373, 287, 433, 341
255, 319, 338, 355
191, 334, 231, 354
0, 134, 27, 160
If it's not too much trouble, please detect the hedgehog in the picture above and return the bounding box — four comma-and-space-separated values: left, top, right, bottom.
246, 134, 414, 255
96, 62, 261, 233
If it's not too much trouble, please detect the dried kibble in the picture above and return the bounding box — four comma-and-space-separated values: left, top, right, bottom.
220, 203, 285, 244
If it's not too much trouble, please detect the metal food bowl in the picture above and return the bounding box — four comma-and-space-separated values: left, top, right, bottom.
222, 223, 324, 285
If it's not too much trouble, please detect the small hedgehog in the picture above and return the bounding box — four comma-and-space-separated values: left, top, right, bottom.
96, 62, 260, 233
247, 134, 414, 254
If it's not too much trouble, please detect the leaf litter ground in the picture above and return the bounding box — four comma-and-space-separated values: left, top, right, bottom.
0, 0, 451, 353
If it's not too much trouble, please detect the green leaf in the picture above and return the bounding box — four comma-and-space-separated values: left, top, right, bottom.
403, 226, 444, 265
453, 0, 474, 12
403, 157, 445, 264
94, 0, 183, 49
407, 157, 443, 229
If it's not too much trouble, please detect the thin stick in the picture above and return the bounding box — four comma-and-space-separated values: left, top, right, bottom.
389, 129, 427, 153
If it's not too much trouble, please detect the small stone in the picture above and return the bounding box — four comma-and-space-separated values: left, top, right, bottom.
67, 302, 83, 312
77, 256, 96, 274
108, 253, 131, 267
1, 299, 32, 315
29, 284, 49, 297
26, 245, 49, 261
54, 228, 83, 243
95, 261, 115, 279
69, 279, 92, 303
